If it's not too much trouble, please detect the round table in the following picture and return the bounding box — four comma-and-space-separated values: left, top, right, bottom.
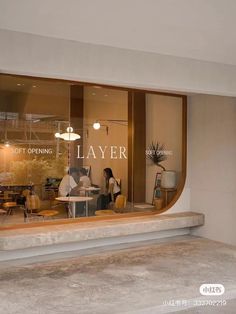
56, 196, 93, 218
79, 187, 101, 196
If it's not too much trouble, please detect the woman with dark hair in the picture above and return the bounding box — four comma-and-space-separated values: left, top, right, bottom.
103, 168, 121, 202
97, 168, 121, 210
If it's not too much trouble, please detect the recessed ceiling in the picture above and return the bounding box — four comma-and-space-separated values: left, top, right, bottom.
0, 0, 236, 65
0, 74, 69, 96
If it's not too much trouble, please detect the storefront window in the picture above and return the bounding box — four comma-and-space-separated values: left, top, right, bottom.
0, 74, 186, 227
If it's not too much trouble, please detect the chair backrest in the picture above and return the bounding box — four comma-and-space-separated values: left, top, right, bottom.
115, 194, 126, 209
22, 189, 31, 197
26, 194, 41, 210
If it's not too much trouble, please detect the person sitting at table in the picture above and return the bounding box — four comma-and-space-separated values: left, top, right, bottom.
58, 167, 79, 197
78, 167, 91, 188
97, 168, 121, 210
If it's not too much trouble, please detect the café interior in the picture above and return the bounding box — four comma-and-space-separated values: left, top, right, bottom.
0, 74, 186, 227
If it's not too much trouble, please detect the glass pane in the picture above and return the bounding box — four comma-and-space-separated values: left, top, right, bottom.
146, 93, 183, 210
0, 74, 185, 226
68, 86, 128, 217
0, 74, 70, 225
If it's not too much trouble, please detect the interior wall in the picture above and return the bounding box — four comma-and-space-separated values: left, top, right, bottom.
146, 94, 182, 203
188, 95, 236, 246
83, 87, 128, 196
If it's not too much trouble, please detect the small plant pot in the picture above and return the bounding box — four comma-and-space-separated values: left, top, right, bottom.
154, 198, 164, 210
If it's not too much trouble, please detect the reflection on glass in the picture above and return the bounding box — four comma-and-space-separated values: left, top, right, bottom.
0, 74, 186, 227
0, 75, 70, 224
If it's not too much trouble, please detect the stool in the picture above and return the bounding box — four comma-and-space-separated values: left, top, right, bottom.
37, 210, 59, 219
3, 202, 18, 215
160, 188, 177, 207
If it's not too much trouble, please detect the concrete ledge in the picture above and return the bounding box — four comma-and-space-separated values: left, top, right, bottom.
0, 211, 204, 251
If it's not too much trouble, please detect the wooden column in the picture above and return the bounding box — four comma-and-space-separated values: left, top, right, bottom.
70, 85, 84, 169
128, 91, 146, 203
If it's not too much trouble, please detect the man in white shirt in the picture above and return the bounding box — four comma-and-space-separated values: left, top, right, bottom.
58, 168, 78, 197
78, 168, 91, 188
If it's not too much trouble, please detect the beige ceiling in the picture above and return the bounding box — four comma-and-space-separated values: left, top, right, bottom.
0, 74, 128, 115
0, 74, 69, 96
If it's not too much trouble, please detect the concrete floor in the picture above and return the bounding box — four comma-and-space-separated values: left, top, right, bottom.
0, 236, 236, 314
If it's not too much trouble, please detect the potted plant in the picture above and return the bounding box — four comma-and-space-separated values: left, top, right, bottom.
146, 141, 176, 189
146, 142, 167, 171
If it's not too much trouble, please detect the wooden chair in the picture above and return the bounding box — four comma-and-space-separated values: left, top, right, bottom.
3, 202, 18, 215
22, 189, 31, 198
115, 194, 126, 209
37, 209, 60, 220
25, 194, 59, 222
95, 195, 127, 216
0, 208, 7, 222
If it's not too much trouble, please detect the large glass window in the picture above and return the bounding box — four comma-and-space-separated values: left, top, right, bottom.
0, 74, 186, 227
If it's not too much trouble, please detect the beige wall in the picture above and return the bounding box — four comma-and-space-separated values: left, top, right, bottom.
146, 94, 183, 203
83, 87, 128, 196
188, 95, 236, 245
1, 29, 236, 97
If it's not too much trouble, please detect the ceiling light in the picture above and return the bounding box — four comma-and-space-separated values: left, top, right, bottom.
4, 142, 10, 147
55, 126, 81, 141
93, 122, 101, 130
17, 83, 21, 86
92, 92, 96, 96
60, 132, 81, 141
104, 94, 108, 97
66, 126, 74, 133
32, 85, 37, 88
55, 132, 61, 138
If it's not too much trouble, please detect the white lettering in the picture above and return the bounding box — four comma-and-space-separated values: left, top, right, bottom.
98, 146, 107, 159
13, 148, 27, 154
87, 146, 97, 159
77, 145, 84, 159
12, 147, 53, 154
119, 146, 127, 159
110, 146, 118, 159
77, 145, 127, 159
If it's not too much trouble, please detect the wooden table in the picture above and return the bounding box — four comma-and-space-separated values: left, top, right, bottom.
7, 191, 20, 201
56, 196, 93, 218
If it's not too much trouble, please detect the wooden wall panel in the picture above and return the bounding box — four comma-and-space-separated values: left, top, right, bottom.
70, 85, 84, 169
128, 91, 146, 202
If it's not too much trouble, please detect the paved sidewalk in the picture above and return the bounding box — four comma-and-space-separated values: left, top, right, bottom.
0, 236, 235, 314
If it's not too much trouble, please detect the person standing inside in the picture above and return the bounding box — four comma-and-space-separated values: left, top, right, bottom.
58, 167, 79, 197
